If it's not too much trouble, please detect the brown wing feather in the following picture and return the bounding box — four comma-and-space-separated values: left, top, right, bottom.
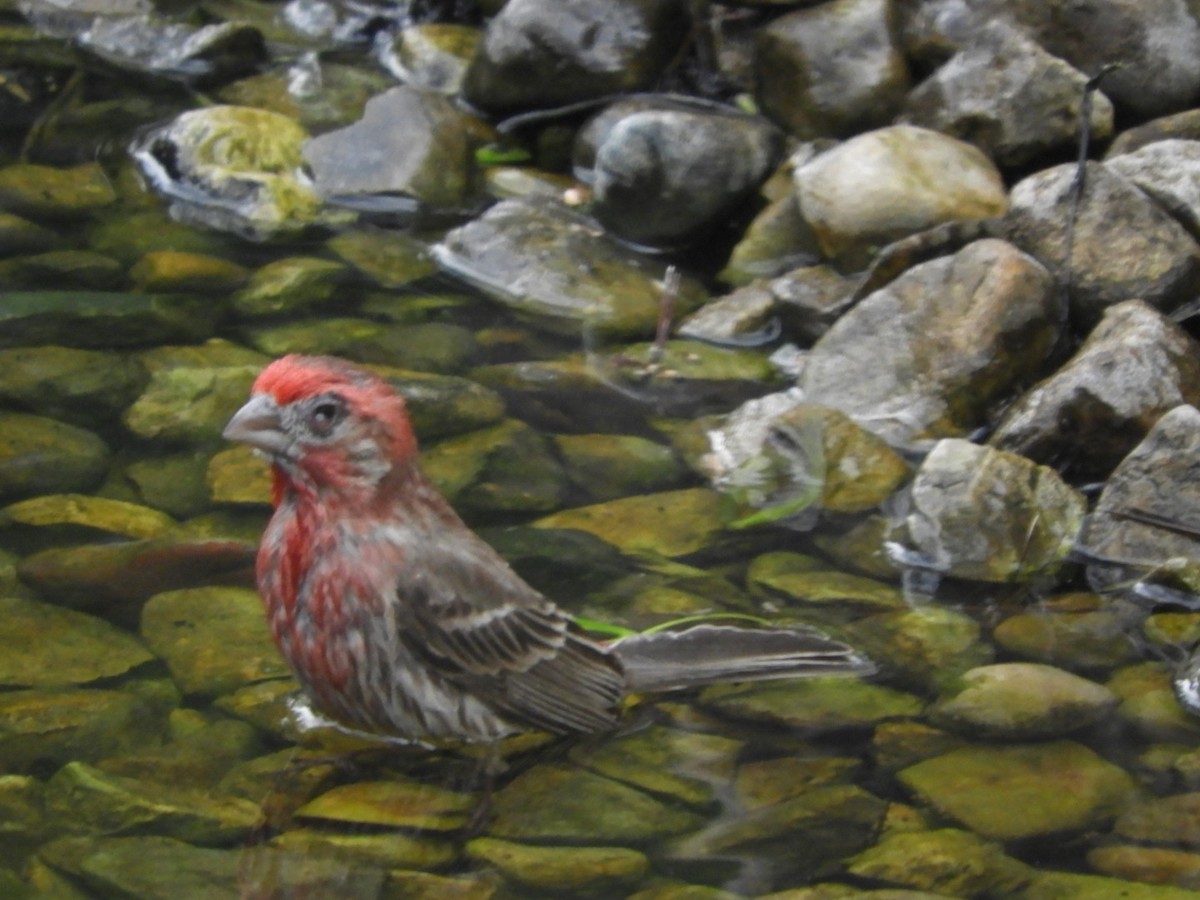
394, 538, 625, 734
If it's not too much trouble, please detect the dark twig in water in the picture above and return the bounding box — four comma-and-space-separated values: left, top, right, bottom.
1112, 506, 1200, 541
1063, 63, 1121, 305
649, 265, 680, 364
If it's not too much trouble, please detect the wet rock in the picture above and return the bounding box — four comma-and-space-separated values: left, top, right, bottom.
902, 22, 1113, 168
384, 23, 480, 94
992, 595, 1140, 672
569, 725, 740, 809
0, 290, 218, 349
1088, 845, 1200, 891
461, 0, 687, 114
120, 450, 214, 519
297, 777, 473, 831
800, 240, 1059, 447
585, 104, 783, 248
768, 265, 860, 345
218, 56, 394, 134
702, 394, 910, 525
929, 663, 1117, 740
18, 536, 256, 610
1107, 139, 1200, 242
1113, 792, 1200, 850
846, 606, 992, 693
45, 761, 259, 843
677, 282, 781, 348
871, 720, 970, 773
897, 741, 1136, 841
99, 714, 263, 790
1, 494, 175, 539
0, 596, 152, 688
0, 689, 160, 771
421, 419, 568, 514
132, 105, 338, 239
534, 487, 733, 558
326, 227, 436, 288
0, 211, 60, 256
889, 439, 1085, 583
0, 412, 109, 502
0, 346, 146, 430
700, 677, 923, 733
0, 773, 46, 849
990, 300, 1200, 479
734, 755, 862, 809
433, 197, 707, 338
129, 250, 248, 294
488, 763, 705, 842
471, 355, 663, 434
0, 162, 116, 220
78, 16, 265, 84
304, 86, 493, 216
755, 0, 909, 140
718, 193, 824, 285
268, 827, 457, 873
846, 828, 1031, 896
1005, 162, 1200, 327
811, 514, 899, 582
1108, 109, 1200, 158
1108, 663, 1200, 744
901, 0, 1200, 121
230, 257, 346, 319
37, 836, 240, 899
240, 318, 478, 374
124, 365, 259, 444
466, 838, 648, 894
0, 248, 122, 289
1080, 405, 1200, 595
794, 126, 1007, 269
140, 587, 287, 697
670, 784, 886, 881
745, 552, 905, 623
552, 433, 688, 503
1022, 870, 1200, 899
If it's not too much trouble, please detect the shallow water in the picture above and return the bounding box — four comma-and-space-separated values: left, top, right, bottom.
3, 8, 1200, 900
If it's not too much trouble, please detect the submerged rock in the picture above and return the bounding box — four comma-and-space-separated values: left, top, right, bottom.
898, 741, 1135, 841
140, 587, 287, 697
78, 16, 265, 84
0, 162, 116, 220
488, 763, 704, 843
433, 197, 707, 338
846, 827, 1032, 896
132, 105, 340, 239
0, 596, 152, 688
466, 837, 648, 894
0, 412, 110, 502
890, 439, 1086, 583
36, 836, 240, 899
44, 761, 259, 843
0, 689, 160, 771
929, 663, 1118, 740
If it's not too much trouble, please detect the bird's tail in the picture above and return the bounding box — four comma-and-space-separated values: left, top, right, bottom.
613, 624, 874, 693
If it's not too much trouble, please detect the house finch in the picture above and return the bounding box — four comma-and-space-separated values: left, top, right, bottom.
224, 354, 872, 743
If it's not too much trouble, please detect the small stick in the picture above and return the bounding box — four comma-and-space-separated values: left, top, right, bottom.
650, 265, 680, 365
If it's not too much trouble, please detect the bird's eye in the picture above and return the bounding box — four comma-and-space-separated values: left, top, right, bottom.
306, 398, 345, 437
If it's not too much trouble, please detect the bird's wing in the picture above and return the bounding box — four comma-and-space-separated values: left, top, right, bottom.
393, 538, 625, 734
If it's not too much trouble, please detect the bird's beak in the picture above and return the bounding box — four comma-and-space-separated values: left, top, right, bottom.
223, 394, 291, 455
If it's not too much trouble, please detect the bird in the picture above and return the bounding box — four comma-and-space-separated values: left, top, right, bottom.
223, 354, 874, 744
